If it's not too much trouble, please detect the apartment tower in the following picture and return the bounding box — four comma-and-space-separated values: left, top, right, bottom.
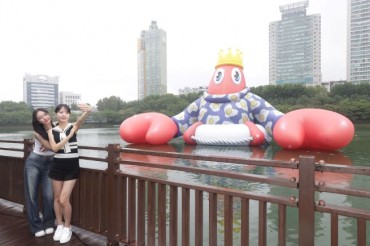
347, 0, 370, 83
137, 21, 167, 100
269, 1, 321, 85
23, 74, 59, 109
59, 91, 81, 107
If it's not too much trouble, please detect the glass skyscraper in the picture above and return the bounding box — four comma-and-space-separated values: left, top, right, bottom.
347, 0, 370, 83
269, 1, 321, 85
23, 74, 59, 109
137, 21, 167, 100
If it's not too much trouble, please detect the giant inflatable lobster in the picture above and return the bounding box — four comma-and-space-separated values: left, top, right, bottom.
120, 49, 354, 151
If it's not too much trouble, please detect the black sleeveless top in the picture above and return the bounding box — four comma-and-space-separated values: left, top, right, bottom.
48, 123, 80, 181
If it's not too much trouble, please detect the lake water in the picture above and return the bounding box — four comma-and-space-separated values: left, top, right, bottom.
1, 125, 369, 245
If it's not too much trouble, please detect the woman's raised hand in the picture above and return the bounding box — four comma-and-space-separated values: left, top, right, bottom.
77, 102, 92, 112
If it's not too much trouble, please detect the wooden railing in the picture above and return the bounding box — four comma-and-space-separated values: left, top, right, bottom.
1, 139, 370, 245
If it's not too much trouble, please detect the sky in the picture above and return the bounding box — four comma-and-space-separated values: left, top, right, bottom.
0, 0, 347, 106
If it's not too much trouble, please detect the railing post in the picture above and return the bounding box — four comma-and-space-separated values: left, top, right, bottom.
22, 139, 33, 211
298, 155, 315, 246
106, 144, 120, 246
23, 139, 33, 160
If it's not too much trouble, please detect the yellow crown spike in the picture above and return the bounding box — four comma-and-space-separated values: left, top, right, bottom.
216, 48, 243, 68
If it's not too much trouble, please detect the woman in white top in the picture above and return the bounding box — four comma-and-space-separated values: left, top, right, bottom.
24, 108, 55, 238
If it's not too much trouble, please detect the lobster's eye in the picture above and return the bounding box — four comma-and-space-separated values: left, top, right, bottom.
213, 68, 224, 84
231, 68, 242, 85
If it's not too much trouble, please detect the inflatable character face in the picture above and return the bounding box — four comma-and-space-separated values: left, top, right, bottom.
208, 49, 246, 95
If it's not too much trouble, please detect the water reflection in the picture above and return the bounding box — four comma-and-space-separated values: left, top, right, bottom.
123, 143, 272, 191
124, 143, 354, 188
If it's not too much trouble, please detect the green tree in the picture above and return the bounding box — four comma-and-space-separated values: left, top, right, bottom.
96, 96, 126, 111
0, 101, 33, 125
330, 82, 370, 98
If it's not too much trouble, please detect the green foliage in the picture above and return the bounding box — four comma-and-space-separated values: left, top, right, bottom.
139, 94, 190, 116
91, 93, 201, 124
0, 101, 33, 125
96, 96, 127, 111
249, 83, 370, 123
2, 83, 370, 125
0, 101, 31, 112
330, 82, 370, 98
251, 84, 328, 106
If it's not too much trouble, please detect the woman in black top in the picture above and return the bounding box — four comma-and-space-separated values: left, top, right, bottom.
45, 103, 91, 244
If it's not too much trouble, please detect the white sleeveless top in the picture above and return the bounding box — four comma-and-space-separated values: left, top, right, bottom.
33, 138, 54, 156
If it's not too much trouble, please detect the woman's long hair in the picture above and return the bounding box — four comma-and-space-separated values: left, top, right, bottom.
32, 108, 54, 140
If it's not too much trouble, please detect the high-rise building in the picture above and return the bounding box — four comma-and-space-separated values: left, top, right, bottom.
59, 91, 81, 107
269, 1, 321, 85
178, 86, 208, 95
137, 21, 167, 100
23, 74, 59, 109
347, 0, 370, 83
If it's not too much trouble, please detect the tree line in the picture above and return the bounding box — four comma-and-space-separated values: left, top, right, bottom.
1, 83, 370, 126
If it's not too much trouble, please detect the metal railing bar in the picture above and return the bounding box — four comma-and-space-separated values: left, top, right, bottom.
120, 148, 297, 169
119, 160, 298, 188
316, 163, 370, 175
0, 147, 24, 152
315, 204, 370, 220
316, 183, 370, 198
79, 155, 107, 162
116, 171, 297, 207
0, 140, 24, 144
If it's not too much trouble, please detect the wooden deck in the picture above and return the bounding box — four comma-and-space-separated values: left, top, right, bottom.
0, 198, 111, 246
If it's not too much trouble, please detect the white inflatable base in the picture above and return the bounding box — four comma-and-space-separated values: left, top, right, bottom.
192, 124, 252, 145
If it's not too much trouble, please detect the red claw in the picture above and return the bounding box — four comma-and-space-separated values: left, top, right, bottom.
183, 122, 203, 144
273, 109, 354, 150
120, 112, 178, 145
244, 121, 265, 146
